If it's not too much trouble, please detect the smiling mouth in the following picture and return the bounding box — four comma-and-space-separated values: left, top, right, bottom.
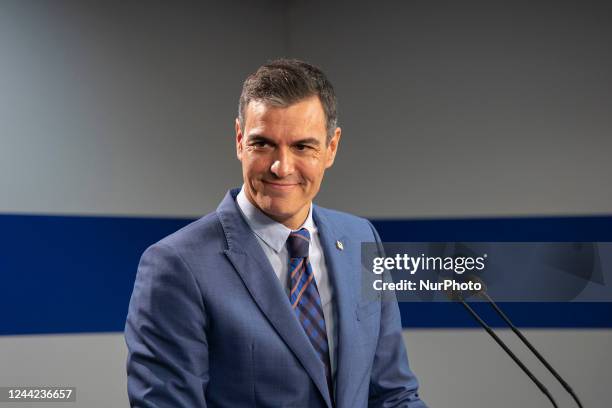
262, 180, 300, 190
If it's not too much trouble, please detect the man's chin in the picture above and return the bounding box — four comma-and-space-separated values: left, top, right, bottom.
255, 199, 303, 222
259, 204, 295, 222
256, 189, 299, 206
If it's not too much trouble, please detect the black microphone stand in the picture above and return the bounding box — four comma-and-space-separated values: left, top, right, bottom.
479, 291, 584, 408
457, 294, 560, 408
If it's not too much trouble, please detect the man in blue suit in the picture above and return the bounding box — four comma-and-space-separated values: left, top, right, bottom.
125, 59, 426, 407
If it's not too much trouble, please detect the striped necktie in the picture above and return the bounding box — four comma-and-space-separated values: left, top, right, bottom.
287, 228, 333, 402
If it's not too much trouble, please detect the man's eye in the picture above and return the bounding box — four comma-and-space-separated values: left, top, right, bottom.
295, 144, 310, 151
252, 141, 270, 148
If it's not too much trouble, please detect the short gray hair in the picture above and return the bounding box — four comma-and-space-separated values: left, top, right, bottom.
238, 58, 338, 142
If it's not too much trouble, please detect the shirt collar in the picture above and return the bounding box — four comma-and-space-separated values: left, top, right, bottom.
236, 185, 316, 253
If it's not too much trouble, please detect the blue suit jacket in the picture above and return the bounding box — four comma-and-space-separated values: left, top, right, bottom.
125, 189, 425, 407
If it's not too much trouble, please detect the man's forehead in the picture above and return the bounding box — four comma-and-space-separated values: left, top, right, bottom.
244, 97, 327, 136
246, 96, 323, 118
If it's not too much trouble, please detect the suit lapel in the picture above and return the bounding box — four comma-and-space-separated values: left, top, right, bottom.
217, 190, 332, 408
313, 207, 359, 408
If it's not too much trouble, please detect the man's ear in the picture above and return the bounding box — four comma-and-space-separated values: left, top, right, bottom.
235, 118, 243, 161
325, 127, 342, 168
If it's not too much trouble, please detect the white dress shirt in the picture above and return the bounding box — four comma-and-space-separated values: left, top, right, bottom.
236, 187, 338, 382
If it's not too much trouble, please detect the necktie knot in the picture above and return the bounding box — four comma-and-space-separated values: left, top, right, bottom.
287, 228, 310, 259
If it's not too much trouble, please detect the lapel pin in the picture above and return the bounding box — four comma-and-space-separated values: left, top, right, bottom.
336, 240, 344, 251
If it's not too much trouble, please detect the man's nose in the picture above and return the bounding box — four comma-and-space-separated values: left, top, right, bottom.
270, 148, 294, 178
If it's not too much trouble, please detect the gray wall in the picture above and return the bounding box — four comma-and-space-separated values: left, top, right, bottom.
0, 0, 281, 216
2, 0, 611, 218
289, 0, 612, 218
1, 1, 610, 408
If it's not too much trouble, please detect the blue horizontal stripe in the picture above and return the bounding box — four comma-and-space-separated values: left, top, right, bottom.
0, 214, 191, 336
1, 213, 611, 335
373, 217, 612, 328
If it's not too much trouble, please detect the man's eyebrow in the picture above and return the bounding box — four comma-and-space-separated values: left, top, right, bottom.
246, 135, 321, 146
246, 134, 274, 143
294, 137, 321, 146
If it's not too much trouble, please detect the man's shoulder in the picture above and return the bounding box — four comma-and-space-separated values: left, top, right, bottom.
314, 205, 376, 239
315, 205, 366, 224
150, 210, 226, 255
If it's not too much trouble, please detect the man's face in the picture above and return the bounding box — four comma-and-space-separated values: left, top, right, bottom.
236, 95, 341, 230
